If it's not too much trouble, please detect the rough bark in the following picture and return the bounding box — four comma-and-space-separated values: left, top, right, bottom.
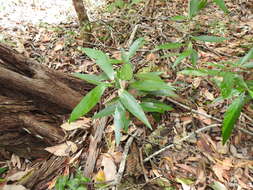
0, 42, 94, 159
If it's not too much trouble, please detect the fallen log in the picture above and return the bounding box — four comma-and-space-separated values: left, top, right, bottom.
0, 42, 94, 159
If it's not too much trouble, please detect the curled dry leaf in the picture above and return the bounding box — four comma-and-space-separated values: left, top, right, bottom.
45, 141, 78, 156
60, 118, 91, 131
101, 153, 117, 181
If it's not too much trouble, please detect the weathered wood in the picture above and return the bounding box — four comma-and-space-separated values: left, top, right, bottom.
0, 42, 94, 159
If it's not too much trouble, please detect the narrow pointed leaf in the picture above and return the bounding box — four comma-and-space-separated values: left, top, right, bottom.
189, 0, 200, 18
82, 48, 115, 80
179, 69, 208, 76
156, 42, 184, 50
118, 63, 133, 80
249, 90, 253, 99
140, 101, 173, 113
170, 15, 188, 21
93, 103, 117, 119
173, 49, 193, 67
192, 35, 227, 43
73, 73, 108, 85
69, 84, 107, 122
213, 0, 229, 13
119, 90, 152, 129
136, 72, 164, 82
130, 80, 174, 92
190, 49, 198, 66
128, 38, 145, 59
222, 94, 245, 144
237, 48, 253, 65
221, 72, 234, 98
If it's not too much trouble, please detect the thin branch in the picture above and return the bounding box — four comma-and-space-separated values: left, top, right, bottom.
167, 97, 253, 135
143, 124, 220, 162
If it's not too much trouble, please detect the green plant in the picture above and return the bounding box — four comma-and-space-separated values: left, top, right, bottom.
179, 48, 253, 144
156, 0, 229, 69
55, 171, 91, 190
0, 166, 8, 182
70, 38, 175, 145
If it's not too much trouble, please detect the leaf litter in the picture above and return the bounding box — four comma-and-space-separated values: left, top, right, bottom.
0, 0, 252, 189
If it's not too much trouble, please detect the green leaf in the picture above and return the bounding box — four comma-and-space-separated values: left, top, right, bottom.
209, 181, 228, 190
237, 48, 253, 65
114, 105, 125, 145
170, 15, 188, 21
156, 42, 184, 50
241, 62, 253, 68
56, 176, 68, 190
69, 84, 107, 122
130, 80, 174, 92
190, 49, 198, 66
119, 90, 152, 129
93, 103, 117, 119
179, 69, 208, 76
189, 0, 200, 18
118, 63, 133, 80
149, 89, 178, 97
213, 0, 229, 13
140, 101, 173, 113
248, 90, 253, 99
136, 72, 164, 82
222, 94, 245, 144
73, 73, 108, 85
221, 72, 234, 98
0, 167, 8, 174
82, 48, 115, 80
198, 0, 208, 10
173, 49, 193, 67
128, 37, 145, 59
192, 35, 227, 43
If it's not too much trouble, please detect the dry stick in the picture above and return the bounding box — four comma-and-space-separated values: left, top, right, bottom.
143, 97, 253, 162
112, 129, 142, 186
167, 97, 253, 136
126, 24, 139, 48
143, 124, 220, 163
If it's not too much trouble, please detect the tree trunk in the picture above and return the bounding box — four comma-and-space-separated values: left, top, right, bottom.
72, 0, 91, 41
0, 42, 94, 159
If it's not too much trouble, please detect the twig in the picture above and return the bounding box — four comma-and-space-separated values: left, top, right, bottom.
143, 124, 220, 162
111, 129, 142, 186
167, 97, 253, 135
126, 24, 139, 48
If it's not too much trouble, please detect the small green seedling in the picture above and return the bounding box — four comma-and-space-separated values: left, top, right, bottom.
70, 38, 175, 145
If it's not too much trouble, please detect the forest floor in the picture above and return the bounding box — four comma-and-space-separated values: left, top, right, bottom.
0, 0, 253, 189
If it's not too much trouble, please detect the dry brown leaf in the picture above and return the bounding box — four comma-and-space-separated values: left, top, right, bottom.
60, 119, 91, 131
112, 152, 123, 164
146, 53, 157, 61
45, 141, 78, 156
195, 107, 212, 125
3, 185, 28, 190
192, 77, 202, 88
202, 89, 214, 101
212, 164, 225, 182
216, 141, 229, 154
101, 153, 117, 181
54, 41, 64, 51
11, 154, 21, 169
7, 169, 32, 181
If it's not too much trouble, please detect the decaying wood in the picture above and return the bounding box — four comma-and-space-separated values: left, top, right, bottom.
83, 117, 108, 178
0, 42, 94, 159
